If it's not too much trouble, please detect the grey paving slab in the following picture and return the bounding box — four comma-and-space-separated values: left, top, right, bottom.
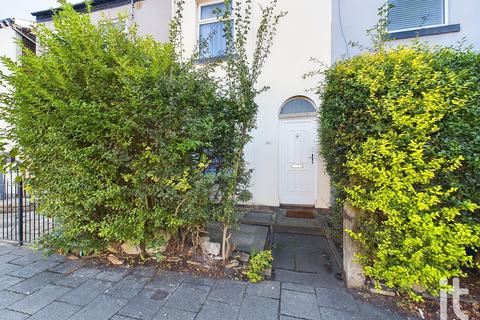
315, 287, 360, 313
58, 279, 113, 306
93, 267, 130, 282
111, 316, 137, 320
129, 266, 156, 278
118, 289, 165, 320
146, 271, 185, 293
153, 306, 196, 320
106, 274, 150, 299
0, 291, 25, 309
7, 248, 33, 256
7, 260, 59, 278
246, 281, 281, 299
54, 266, 102, 288
319, 307, 366, 320
48, 259, 83, 274
280, 289, 321, 320
238, 295, 279, 320
26, 301, 81, 320
8, 271, 62, 294
0, 245, 15, 255
8, 252, 43, 267
275, 269, 341, 289
207, 279, 247, 305
0, 263, 18, 277
0, 275, 24, 291
8, 284, 70, 314
0, 254, 19, 264
69, 294, 128, 320
164, 282, 210, 312
282, 282, 316, 293
196, 300, 240, 320
0, 309, 29, 320
183, 274, 215, 287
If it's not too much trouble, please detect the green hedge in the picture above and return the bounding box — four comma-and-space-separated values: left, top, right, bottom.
0, 5, 249, 252
319, 45, 480, 298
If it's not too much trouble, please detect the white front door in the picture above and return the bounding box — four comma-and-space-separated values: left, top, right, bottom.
279, 118, 316, 205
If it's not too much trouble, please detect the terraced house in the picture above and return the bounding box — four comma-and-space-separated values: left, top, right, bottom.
32, 0, 480, 210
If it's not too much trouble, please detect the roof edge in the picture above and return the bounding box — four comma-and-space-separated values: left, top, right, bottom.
32, 0, 140, 22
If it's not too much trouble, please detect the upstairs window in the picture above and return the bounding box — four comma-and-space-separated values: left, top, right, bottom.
388, 0, 445, 32
198, 2, 233, 59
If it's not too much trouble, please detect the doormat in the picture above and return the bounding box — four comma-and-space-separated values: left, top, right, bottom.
285, 209, 316, 219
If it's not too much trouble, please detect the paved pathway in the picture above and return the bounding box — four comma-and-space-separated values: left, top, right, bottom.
0, 242, 408, 320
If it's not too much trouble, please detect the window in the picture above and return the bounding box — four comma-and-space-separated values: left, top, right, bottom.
388, 0, 445, 32
279, 97, 316, 117
198, 2, 233, 59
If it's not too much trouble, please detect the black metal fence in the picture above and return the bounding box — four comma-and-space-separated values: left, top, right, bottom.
0, 165, 54, 245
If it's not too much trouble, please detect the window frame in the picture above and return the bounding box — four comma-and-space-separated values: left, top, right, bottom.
197, 1, 233, 60
278, 96, 317, 119
387, 0, 449, 33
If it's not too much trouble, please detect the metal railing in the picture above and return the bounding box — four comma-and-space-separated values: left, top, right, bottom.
0, 163, 54, 245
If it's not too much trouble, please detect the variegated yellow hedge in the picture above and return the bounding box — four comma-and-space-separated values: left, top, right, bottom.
318, 45, 480, 299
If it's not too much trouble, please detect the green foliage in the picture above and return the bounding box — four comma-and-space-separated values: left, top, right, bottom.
0, 3, 251, 253
246, 250, 273, 283
318, 44, 480, 298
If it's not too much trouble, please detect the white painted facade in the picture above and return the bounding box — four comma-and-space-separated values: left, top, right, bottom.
31, 0, 480, 209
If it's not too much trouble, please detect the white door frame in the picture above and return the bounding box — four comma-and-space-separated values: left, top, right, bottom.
278, 116, 317, 206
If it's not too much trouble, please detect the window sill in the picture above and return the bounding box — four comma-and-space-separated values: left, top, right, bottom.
388, 24, 461, 40
194, 55, 229, 64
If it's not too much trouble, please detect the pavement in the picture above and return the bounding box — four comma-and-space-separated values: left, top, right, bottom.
0, 241, 409, 320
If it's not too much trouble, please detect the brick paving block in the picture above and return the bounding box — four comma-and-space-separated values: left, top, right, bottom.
26, 301, 81, 320
280, 289, 321, 320
7, 260, 60, 278
0, 263, 18, 277
153, 306, 197, 320
164, 282, 210, 312
246, 281, 281, 299
319, 307, 366, 320
105, 275, 149, 299
54, 266, 102, 288
8, 284, 70, 314
0, 275, 24, 291
282, 282, 316, 293
238, 295, 279, 320
0, 309, 29, 320
207, 279, 247, 305
146, 271, 185, 293
315, 287, 360, 313
94, 267, 130, 282
196, 300, 240, 320
8, 271, 62, 295
69, 294, 128, 320
58, 279, 113, 306
48, 260, 83, 274
118, 289, 165, 320
0, 291, 25, 309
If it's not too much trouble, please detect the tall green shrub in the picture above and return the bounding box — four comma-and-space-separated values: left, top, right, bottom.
318, 45, 480, 298
0, 4, 245, 252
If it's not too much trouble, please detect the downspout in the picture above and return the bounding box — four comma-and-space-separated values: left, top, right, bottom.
129, 0, 135, 28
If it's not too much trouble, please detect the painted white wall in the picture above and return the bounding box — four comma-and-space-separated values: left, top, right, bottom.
40, 0, 172, 43
178, 0, 332, 208
332, 0, 480, 61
